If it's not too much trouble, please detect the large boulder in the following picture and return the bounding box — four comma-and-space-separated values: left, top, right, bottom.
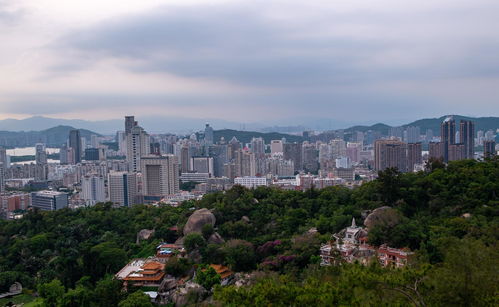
363, 206, 401, 230
136, 229, 155, 244
208, 232, 225, 245
183, 208, 216, 235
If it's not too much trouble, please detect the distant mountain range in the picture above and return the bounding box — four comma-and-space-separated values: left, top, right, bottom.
0, 126, 98, 148
0, 115, 497, 148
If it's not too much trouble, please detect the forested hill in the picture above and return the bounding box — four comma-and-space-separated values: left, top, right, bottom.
213, 129, 303, 144
0, 125, 99, 148
0, 157, 497, 306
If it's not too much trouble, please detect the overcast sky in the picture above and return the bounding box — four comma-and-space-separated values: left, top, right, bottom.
1, 0, 498, 125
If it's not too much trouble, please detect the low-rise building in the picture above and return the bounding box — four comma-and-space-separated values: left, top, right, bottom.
116, 259, 166, 289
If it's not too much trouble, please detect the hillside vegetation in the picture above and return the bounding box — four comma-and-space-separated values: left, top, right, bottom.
0, 157, 497, 306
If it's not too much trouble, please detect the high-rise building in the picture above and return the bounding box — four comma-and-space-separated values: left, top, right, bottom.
31, 191, 68, 211
69, 130, 82, 164
209, 144, 229, 177
283, 143, 302, 172
448, 143, 466, 161
483, 140, 496, 158
117, 131, 127, 155
270, 140, 284, 154
59, 144, 69, 165
302, 143, 318, 173
407, 143, 422, 172
140, 155, 179, 197
84, 148, 100, 161
0, 147, 7, 169
440, 116, 455, 162
346, 142, 362, 163
405, 126, 420, 143
0, 162, 4, 194
190, 156, 214, 175
204, 124, 214, 146
35, 143, 47, 165
81, 175, 106, 206
374, 139, 408, 172
330, 139, 347, 160
180, 145, 190, 173
126, 125, 150, 172
250, 137, 265, 155
429, 142, 444, 160
108, 171, 137, 207
125, 116, 136, 134
459, 120, 475, 159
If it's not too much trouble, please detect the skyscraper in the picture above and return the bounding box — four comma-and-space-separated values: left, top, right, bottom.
283, 143, 302, 172
374, 139, 408, 172
270, 140, 284, 154
126, 125, 150, 172
69, 130, 82, 164
140, 155, 179, 197
108, 171, 137, 207
204, 123, 214, 146
0, 162, 4, 194
459, 120, 475, 159
440, 116, 455, 163
0, 147, 7, 169
250, 137, 265, 155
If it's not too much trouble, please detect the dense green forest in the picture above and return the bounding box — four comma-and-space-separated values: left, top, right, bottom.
0, 157, 498, 306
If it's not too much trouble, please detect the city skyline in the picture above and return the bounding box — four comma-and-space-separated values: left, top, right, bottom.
1, 0, 499, 123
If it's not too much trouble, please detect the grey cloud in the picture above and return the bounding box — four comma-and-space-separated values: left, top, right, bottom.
52, 2, 499, 88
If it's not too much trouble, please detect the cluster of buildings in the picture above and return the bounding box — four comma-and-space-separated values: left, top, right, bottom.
0, 115, 497, 218
320, 218, 413, 268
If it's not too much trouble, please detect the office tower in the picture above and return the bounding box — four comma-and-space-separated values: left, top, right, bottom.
204, 123, 214, 145
270, 140, 284, 154
81, 175, 106, 206
126, 125, 150, 172
330, 139, 347, 159
84, 148, 100, 161
180, 145, 190, 172
59, 144, 69, 164
429, 142, 444, 160
35, 143, 47, 165
140, 155, 179, 196
440, 116, 455, 162
407, 143, 422, 172
31, 191, 68, 211
108, 171, 137, 207
190, 156, 214, 175
459, 120, 475, 159
483, 140, 496, 158
283, 143, 302, 172
209, 144, 229, 177
125, 116, 136, 134
250, 137, 265, 155
448, 144, 466, 161
405, 126, 420, 143
302, 143, 318, 173
374, 139, 408, 172
69, 130, 82, 164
